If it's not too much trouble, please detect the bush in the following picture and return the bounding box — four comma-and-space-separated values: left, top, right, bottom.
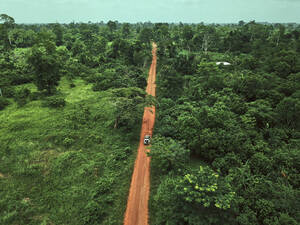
0, 97, 10, 110
42, 95, 66, 108
1, 86, 15, 98
14, 88, 31, 107
28, 91, 40, 101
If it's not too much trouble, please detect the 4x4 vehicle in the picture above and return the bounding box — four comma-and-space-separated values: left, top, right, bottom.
144, 135, 151, 145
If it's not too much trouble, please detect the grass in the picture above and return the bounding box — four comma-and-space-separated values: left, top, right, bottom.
0, 78, 140, 225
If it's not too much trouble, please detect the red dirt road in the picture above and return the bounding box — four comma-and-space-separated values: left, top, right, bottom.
124, 43, 157, 225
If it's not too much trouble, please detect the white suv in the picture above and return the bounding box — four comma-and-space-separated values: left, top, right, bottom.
144, 135, 151, 145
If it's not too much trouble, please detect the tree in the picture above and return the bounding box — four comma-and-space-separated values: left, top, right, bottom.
121, 23, 131, 38
110, 87, 146, 131
173, 51, 196, 74
27, 41, 61, 94
71, 39, 86, 56
138, 27, 153, 44
238, 20, 245, 26
151, 176, 187, 225
147, 136, 189, 174
7, 29, 37, 48
181, 25, 194, 50
153, 23, 170, 42
0, 14, 15, 25
107, 20, 117, 33
246, 99, 276, 129
92, 68, 134, 91
276, 96, 300, 128
0, 14, 15, 50
177, 166, 235, 210
157, 65, 184, 99
89, 35, 107, 56
51, 23, 64, 46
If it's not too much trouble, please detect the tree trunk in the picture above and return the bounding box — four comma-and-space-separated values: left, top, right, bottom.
114, 117, 119, 129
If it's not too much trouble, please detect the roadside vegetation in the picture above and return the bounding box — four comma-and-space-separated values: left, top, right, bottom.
149, 22, 300, 225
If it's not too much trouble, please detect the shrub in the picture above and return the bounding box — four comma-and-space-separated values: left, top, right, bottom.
14, 88, 31, 106
42, 95, 66, 108
62, 137, 75, 147
0, 97, 10, 110
1, 86, 15, 98
28, 91, 40, 101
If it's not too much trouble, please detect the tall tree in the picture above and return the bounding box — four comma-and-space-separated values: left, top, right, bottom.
0, 14, 15, 50
107, 20, 117, 33
51, 23, 64, 46
121, 23, 131, 38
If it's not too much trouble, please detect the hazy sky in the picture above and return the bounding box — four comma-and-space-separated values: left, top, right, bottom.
1, 0, 300, 23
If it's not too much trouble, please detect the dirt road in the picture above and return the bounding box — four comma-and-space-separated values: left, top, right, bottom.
124, 43, 157, 225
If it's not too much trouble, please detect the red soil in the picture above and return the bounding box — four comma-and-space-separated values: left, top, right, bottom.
123, 43, 157, 225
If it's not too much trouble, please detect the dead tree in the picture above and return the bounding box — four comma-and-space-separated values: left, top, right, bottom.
202, 33, 211, 55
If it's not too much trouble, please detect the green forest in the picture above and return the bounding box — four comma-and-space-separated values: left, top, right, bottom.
1, 13, 300, 225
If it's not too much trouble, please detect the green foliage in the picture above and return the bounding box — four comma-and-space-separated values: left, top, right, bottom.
27, 40, 61, 94
150, 170, 237, 225
151, 21, 300, 225
246, 99, 276, 129
0, 86, 15, 98
1, 18, 300, 225
107, 20, 117, 33
0, 14, 15, 50
0, 78, 137, 225
173, 51, 196, 74
51, 23, 64, 46
157, 65, 184, 99
276, 96, 300, 128
0, 96, 10, 110
110, 87, 145, 131
177, 166, 235, 209
147, 136, 189, 174
14, 87, 31, 107
138, 27, 153, 43
150, 176, 186, 225
92, 69, 128, 91
28, 91, 40, 101
42, 95, 66, 108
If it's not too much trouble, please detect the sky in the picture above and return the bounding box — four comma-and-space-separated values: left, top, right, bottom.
1, 0, 300, 24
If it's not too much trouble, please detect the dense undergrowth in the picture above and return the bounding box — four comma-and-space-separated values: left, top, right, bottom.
0, 78, 141, 224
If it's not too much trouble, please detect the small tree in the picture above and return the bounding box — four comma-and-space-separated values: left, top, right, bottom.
27, 40, 61, 94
